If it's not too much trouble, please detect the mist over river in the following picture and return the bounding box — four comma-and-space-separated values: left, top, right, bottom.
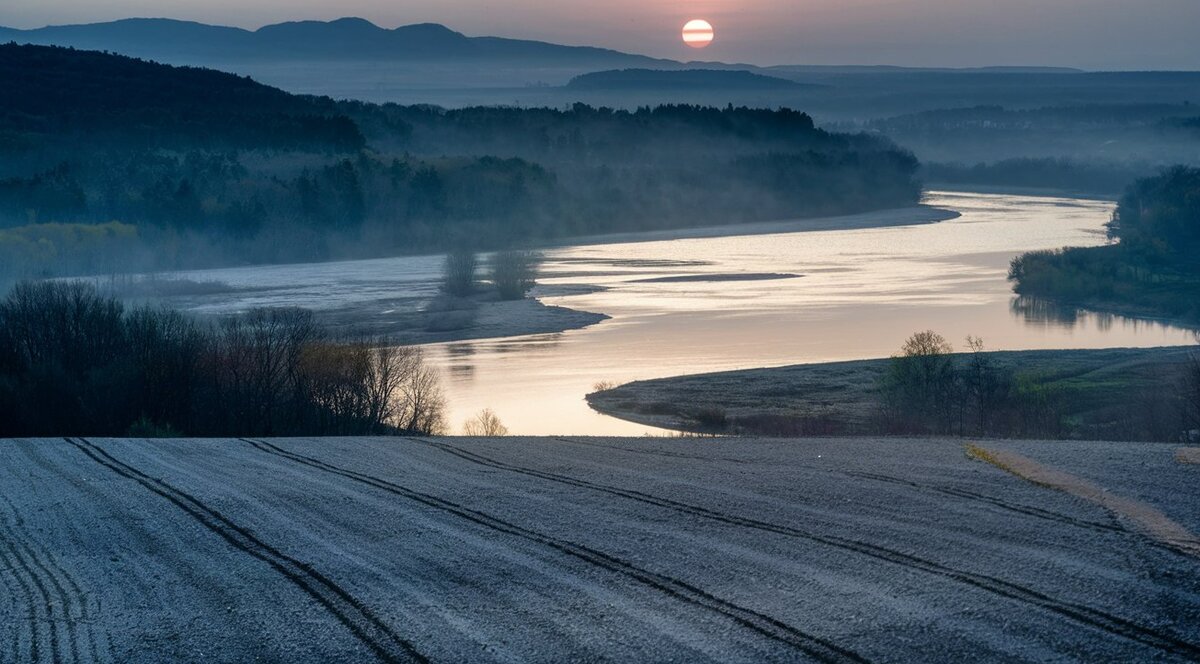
162, 191, 1197, 435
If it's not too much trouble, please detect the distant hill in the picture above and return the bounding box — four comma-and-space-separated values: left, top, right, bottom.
568, 69, 816, 91
2, 17, 1130, 99
0, 17, 676, 67
766, 64, 1085, 76
0, 17, 1097, 76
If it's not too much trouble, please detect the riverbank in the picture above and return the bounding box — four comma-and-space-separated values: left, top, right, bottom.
588, 346, 1199, 441
547, 203, 959, 247
1007, 168, 1200, 329
317, 287, 610, 344
102, 202, 958, 346
926, 182, 1121, 201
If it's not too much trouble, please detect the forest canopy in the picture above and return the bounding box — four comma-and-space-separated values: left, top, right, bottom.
0, 44, 922, 280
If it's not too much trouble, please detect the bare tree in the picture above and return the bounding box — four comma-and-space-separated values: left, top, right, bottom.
463, 408, 508, 436
393, 346, 447, 435
296, 340, 371, 433
125, 305, 209, 433
0, 280, 125, 433
0, 280, 124, 375
962, 336, 1009, 435
299, 340, 448, 435
0, 281, 450, 437
901, 330, 954, 358
881, 330, 957, 433
217, 307, 316, 435
363, 342, 407, 430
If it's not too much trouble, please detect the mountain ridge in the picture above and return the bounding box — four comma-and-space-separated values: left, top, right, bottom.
0, 17, 1094, 74
0, 17, 682, 66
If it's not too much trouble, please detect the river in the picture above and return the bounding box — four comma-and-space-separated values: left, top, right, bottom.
162, 191, 1198, 435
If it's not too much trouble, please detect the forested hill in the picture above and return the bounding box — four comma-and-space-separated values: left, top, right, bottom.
0, 45, 922, 280
0, 43, 362, 151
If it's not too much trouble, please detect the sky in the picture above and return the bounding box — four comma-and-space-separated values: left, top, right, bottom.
5, 0, 1200, 69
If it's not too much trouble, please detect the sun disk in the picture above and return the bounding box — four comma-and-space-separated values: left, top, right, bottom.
682, 19, 714, 49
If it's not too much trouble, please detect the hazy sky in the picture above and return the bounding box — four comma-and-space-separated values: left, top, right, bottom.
6, 0, 1200, 69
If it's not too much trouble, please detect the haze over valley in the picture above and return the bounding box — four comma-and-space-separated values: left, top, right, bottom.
1, 4, 1199, 662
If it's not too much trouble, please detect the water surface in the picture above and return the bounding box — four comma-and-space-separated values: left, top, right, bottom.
163, 191, 1197, 435
429, 191, 1194, 434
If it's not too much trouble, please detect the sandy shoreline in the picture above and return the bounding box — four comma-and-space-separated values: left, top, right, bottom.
547, 203, 960, 247
316, 291, 610, 345
394, 204, 958, 343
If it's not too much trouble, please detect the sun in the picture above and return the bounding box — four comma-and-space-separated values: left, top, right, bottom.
682, 19, 714, 49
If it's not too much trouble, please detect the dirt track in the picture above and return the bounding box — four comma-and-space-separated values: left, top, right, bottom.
1, 436, 1197, 662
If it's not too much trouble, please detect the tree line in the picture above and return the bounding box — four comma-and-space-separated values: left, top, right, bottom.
0, 281, 447, 437
0, 44, 922, 282
876, 331, 1199, 441
1009, 166, 1200, 322
653, 331, 1199, 442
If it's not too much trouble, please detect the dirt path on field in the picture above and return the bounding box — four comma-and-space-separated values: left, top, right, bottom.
968, 444, 1200, 558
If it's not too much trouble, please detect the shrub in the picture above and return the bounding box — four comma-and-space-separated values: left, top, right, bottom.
687, 406, 729, 432
127, 417, 181, 438
490, 250, 541, 300
1009, 372, 1066, 439
442, 248, 477, 296
463, 408, 508, 436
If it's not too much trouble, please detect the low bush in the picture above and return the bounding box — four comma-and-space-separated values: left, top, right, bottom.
489, 250, 541, 300
463, 408, 508, 436
687, 406, 729, 432
442, 249, 477, 296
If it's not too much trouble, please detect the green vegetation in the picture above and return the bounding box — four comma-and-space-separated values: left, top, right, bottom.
0, 44, 922, 282
588, 339, 1200, 442
0, 221, 141, 278
0, 280, 447, 437
1009, 166, 1200, 322
878, 332, 1076, 439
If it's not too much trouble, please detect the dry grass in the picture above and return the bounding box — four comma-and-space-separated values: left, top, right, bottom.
1176, 447, 1200, 465
967, 443, 1200, 558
